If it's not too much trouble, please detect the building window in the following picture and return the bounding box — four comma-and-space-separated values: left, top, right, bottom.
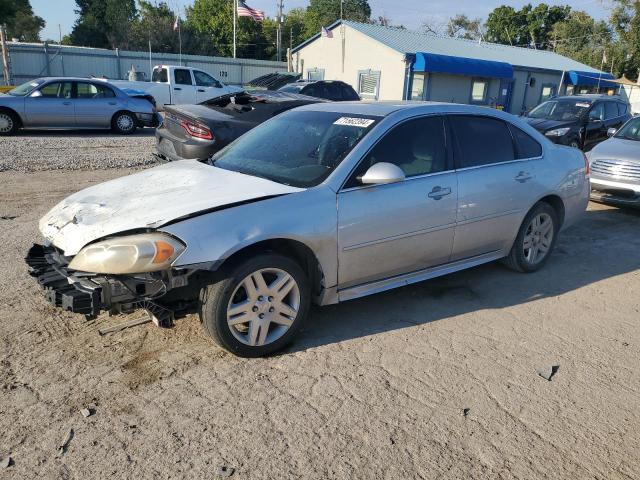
470, 79, 489, 103
540, 83, 557, 102
357, 70, 381, 99
565, 84, 575, 96
307, 68, 324, 81
410, 73, 426, 100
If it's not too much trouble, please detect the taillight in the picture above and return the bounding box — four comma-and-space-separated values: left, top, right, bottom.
583, 152, 590, 177
180, 119, 213, 140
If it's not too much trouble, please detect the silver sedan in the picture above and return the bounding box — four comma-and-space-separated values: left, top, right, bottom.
588, 117, 640, 207
0, 77, 159, 135
28, 102, 589, 357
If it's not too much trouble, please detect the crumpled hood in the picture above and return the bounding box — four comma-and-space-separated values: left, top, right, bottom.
40, 160, 303, 255
589, 137, 640, 164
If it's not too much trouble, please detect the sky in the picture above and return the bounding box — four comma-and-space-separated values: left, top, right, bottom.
33, 0, 613, 43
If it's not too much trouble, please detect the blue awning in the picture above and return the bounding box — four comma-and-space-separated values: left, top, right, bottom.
412, 52, 513, 79
565, 70, 617, 88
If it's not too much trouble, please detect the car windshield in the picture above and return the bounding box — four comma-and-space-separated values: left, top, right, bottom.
209, 110, 380, 187
615, 117, 640, 141
7, 79, 45, 96
528, 100, 591, 121
278, 84, 305, 93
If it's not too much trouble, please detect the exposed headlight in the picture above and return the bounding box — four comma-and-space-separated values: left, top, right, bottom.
68, 233, 185, 274
545, 127, 571, 137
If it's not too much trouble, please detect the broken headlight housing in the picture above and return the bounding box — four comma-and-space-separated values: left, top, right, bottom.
68, 233, 185, 274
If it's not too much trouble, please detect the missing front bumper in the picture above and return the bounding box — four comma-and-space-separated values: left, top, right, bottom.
25, 244, 174, 326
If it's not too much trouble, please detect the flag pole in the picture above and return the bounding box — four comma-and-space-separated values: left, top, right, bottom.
233, 0, 237, 58
179, 19, 182, 66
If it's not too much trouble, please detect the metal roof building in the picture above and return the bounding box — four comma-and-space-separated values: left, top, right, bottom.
292, 20, 617, 114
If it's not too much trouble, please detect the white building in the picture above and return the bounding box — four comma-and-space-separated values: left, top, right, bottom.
293, 21, 618, 115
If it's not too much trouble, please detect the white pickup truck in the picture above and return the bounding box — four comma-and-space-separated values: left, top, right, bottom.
108, 65, 243, 110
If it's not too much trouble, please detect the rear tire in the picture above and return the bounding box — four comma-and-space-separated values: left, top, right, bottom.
0, 110, 19, 136
112, 111, 137, 135
199, 253, 311, 357
503, 202, 559, 273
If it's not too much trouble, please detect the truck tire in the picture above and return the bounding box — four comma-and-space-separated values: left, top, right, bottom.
199, 253, 311, 357
112, 111, 137, 135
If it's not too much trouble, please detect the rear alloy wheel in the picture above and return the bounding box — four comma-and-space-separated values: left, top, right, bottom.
199, 253, 310, 357
0, 111, 19, 135
112, 112, 137, 135
504, 202, 558, 273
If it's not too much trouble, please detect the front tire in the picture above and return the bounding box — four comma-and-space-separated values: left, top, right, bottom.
504, 202, 559, 273
199, 253, 311, 357
112, 111, 137, 135
0, 110, 19, 136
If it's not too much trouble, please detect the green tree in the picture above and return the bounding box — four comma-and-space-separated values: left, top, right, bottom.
486, 3, 570, 48
611, 0, 640, 80
70, 0, 136, 49
2, 0, 45, 42
446, 14, 484, 40
186, 0, 269, 58
303, 0, 371, 37
552, 11, 612, 71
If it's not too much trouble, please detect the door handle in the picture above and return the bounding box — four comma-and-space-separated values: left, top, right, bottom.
108, 101, 117, 105
515, 171, 532, 183
427, 186, 451, 200
197, 89, 205, 92
62, 101, 72, 105
173, 87, 182, 91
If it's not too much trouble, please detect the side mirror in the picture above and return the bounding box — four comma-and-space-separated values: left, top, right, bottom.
589, 116, 602, 123
29, 90, 42, 98
359, 162, 405, 185
607, 127, 617, 137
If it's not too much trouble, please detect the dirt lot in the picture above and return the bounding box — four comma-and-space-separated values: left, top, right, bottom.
1, 133, 640, 479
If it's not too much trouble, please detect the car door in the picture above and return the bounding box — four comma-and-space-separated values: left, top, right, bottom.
337, 115, 457, 289
448, 114, 543, 261
193, 70, 227, 103
73, 82, 121, 128
584, 102, 607, 149
172, 68, 197, 104
23, 81, 74, 127
604, 101, 624, 132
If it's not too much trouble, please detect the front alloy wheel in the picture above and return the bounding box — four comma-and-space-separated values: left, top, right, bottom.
199, 253, 310, 357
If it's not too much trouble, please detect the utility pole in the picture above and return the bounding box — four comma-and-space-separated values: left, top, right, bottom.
276, 0, 284, 62
0, 25, 10, 86
58, 24, 62, 44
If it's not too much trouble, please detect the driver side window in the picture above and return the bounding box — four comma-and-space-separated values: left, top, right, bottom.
194, 70, 222, 88
346, 116, 447, 188
38, 82, 72, 99
589, 103, 604, 121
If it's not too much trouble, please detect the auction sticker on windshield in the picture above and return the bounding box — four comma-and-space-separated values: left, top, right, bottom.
576, 102, 591, 108
334, 117, 376, 128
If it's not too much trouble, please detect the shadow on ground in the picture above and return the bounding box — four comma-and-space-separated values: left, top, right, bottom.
289, 206, 640, 352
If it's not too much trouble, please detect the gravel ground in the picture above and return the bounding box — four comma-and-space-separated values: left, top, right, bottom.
1, 136, 640, 479
0, 130, 160, 172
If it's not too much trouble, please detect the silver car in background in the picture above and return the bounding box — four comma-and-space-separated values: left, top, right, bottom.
26, 102, 589, 357
588, 116, 640, 207
0, 77, 159, 135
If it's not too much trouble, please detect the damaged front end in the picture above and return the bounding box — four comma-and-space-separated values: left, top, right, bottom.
25, 244, 199, 327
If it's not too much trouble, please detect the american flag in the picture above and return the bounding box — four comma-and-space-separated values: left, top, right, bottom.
321, 26, 333, 38
237, 0, 265, 21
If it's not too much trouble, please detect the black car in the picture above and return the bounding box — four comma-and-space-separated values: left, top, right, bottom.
155, 90, 324, 161
523, 95, 631, 150
278, 80, 360, 101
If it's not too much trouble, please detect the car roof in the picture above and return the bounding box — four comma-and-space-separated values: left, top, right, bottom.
294, 101, 522, 118
552, 94, 623, 103
294, 80, 348, 86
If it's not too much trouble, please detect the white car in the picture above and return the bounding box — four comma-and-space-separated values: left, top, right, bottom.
107, 65, 243, 110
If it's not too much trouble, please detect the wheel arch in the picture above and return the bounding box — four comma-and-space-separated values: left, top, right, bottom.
0, 106, 23, 128
535, 194, 565, 228
111, 109, 137, 128
217, 238, 326, 299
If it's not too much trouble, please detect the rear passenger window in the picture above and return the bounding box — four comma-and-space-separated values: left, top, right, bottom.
605, 102, 618, 120
347, 116, 447, 186
174, 69, 192, 85
449, 115, 515, 168
509, 125, 542, 159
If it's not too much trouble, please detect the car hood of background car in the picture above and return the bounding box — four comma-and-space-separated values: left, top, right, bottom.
523, 117, 577, 132
589, 137, 640, 164
39, 160, 304, 256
